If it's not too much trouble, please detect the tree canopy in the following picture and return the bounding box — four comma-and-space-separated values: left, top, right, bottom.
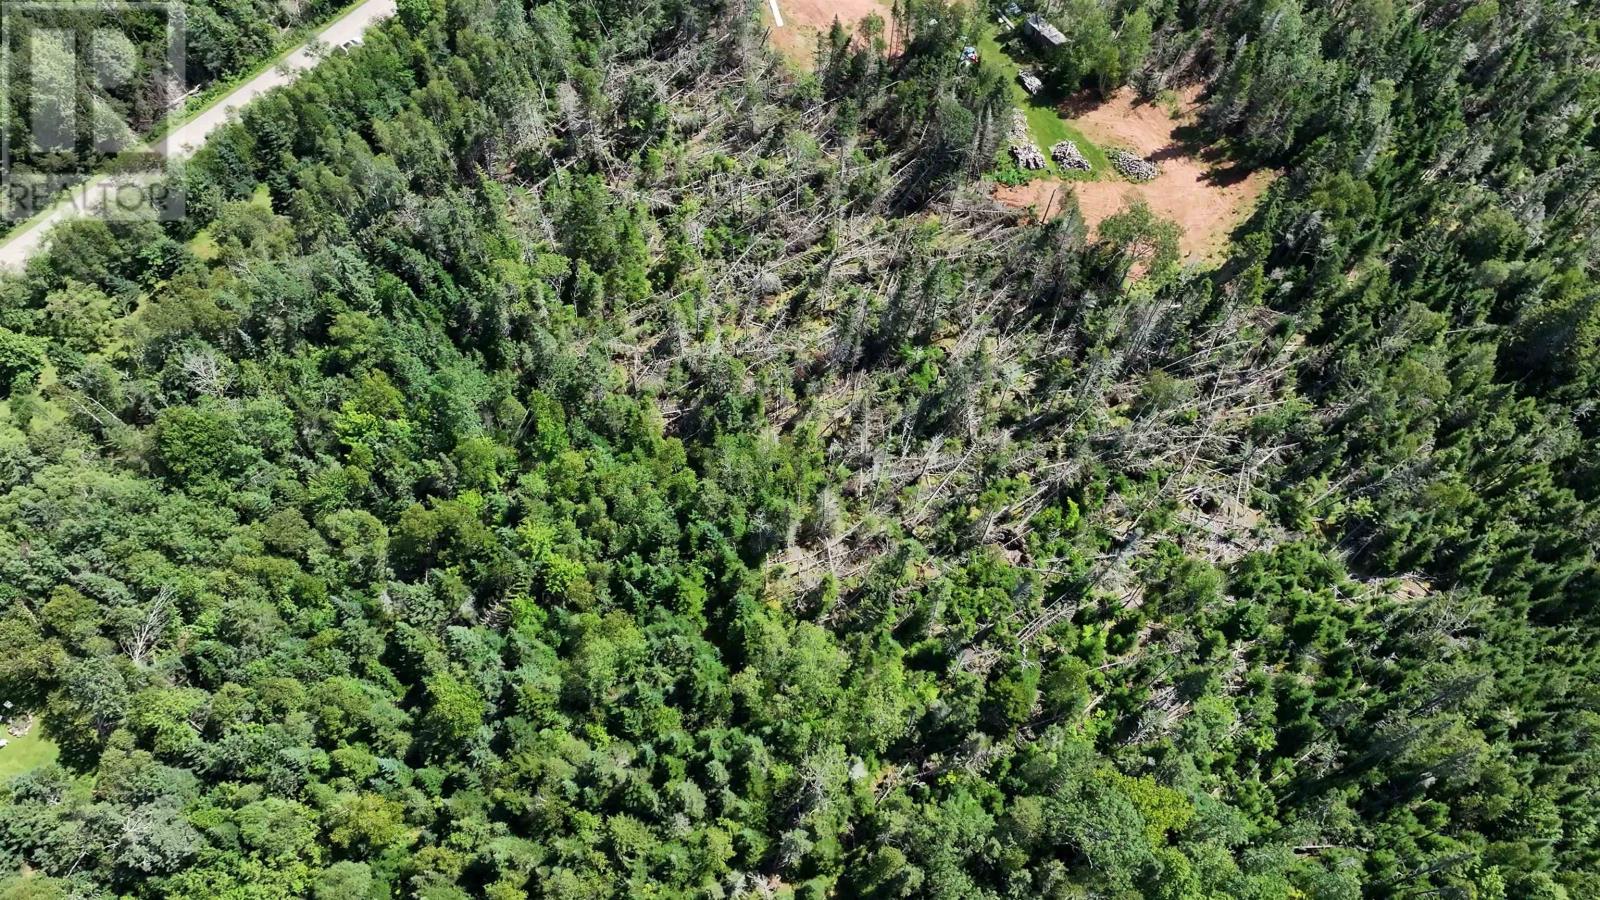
0, 0, 1597, 897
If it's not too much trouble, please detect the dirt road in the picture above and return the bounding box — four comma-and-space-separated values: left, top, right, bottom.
0, 0, 397, 271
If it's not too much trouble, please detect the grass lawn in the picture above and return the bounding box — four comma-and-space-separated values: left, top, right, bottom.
976, 22, 1110, 180
0, 726, 59, 782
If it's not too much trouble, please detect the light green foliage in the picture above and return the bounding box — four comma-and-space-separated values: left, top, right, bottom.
1096, 197, 1182, 281
1029, 0, 1153, 97
423, 673, 486, 745
324, 793, 415, 854
0, 328, 46, 394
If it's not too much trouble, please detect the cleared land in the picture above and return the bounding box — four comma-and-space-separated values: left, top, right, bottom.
977, 23, 1108, 178
994, 87, 1275, 260
0, 727, 58, 783
764, 0, 892, 69
757, 10, 1268, 258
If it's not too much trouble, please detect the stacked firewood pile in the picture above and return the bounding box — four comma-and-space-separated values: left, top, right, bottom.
1110, 148, 1158, 181
1009, 111, 1047, 170
1050, 140, 1090, 171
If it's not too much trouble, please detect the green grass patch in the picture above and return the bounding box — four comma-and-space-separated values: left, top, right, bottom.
1019, 102, 1109, 179
977, 22, 1110, 180
0, 726, 59, 782
188, 183, 274, 262
188, 229, 221, 262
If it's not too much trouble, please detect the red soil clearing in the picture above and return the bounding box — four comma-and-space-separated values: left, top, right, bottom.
765, 0, 893, 69
995, 87, 1276, 260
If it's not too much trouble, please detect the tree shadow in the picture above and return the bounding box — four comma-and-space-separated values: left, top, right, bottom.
1170, 121, 1209, 145
1022, 92, 1063, 116
1148, 143, 1190, 164
1202, 160, 1257, 188
1052, 88, 1105, 120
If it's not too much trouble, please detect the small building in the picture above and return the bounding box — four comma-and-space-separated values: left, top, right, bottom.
1023, 13, 1067, 52
1018, 69, 1043, 95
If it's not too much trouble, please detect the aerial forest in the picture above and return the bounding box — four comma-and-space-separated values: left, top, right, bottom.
0, 0, 1596, 897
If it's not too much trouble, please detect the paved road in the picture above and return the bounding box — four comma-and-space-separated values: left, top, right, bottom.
0, 0, 397, 271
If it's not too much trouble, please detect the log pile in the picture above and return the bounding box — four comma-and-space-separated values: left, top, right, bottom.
1009, 111, 1047, 170
1050, 140, 1090, 171
1110, 148, 1158, 182
1012, 143, 1047, 170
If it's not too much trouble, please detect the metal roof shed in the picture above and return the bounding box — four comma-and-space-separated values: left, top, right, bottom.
1023, 13, 1067, 50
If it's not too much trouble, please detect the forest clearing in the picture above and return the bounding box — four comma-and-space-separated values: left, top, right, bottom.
0, 727, 56, 784
763, 0, 893, 68
977, 21, 1110, 178
994, 87, 1276, 258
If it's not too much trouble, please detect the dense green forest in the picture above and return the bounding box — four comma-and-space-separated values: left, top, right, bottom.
0, 0, 1596, 896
